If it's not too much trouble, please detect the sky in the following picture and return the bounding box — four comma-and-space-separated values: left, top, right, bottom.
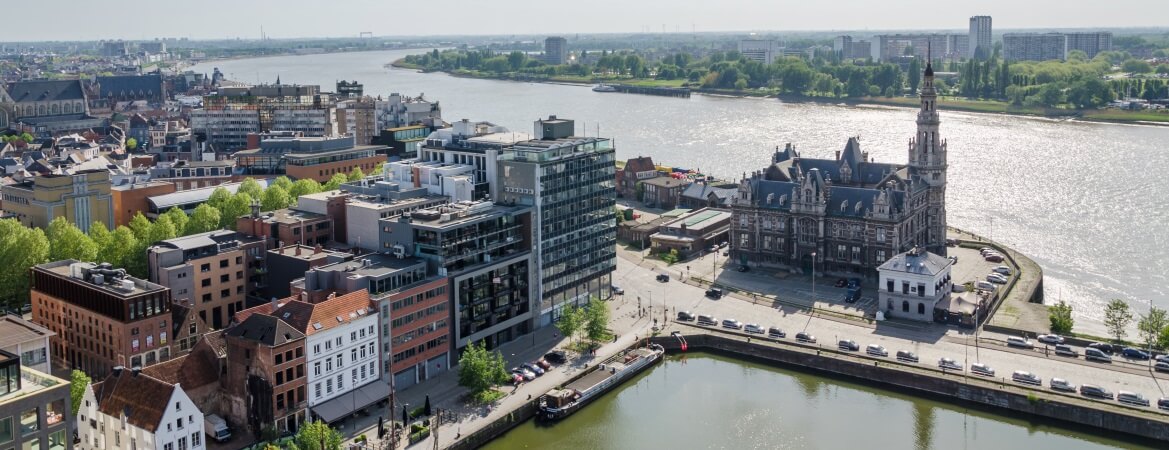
5, 0, 1166, 42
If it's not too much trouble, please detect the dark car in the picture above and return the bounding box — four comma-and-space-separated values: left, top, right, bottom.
736, 265, 749, 272
1087, 342, 1118, 354
544, 350, 569, 365
845, 288, 862, 303
795, 332, 817, 343
834, 278, 848, 288
896, 350, 920, 363
656, 273, 670, 282
705, 288, 723, 299
676, 311, 695, 321
847, 278, 861, 289
1122, 348, 1151, 360
1080, 384, 1114, 400
838, 340, 860, 351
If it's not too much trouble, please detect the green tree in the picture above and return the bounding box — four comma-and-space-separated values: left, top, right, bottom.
128, 213, 153, 241
661, 248, 679, 265
347, 167, 366, 182
1122, 58, 1152, 74
293, 420, 343, 450
323, 173, 349, 191
70, 369, 91, 415
220, 193, 254, 229
907, 57, 922, 93
147, 215, 179, 243
261, 185, 292, 211
457, 340, 510, 401
555, 305, 585, 345
1047, 300, 1074, 334
289, 179, 323, 200
271, 176, 294, 192
238, 178, 265, 200
507, 51, 526, 71
98, 226, 138, 271
187, 204, 222, 234
88, 222, 111, 256
372, 160, 385, 175
125, 137, 138, 150
1103, 299, 1134, 343
585, 298, 611, 342
163, 207, 190, 238
206, 187, 233, 210
1137, 306, 1168, 351
0, 220, 50, 307
46, 217, 98, 262
1160, 326, 1169, 351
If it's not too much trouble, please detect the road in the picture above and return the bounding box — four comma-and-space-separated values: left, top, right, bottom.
611, 254, 1169, 409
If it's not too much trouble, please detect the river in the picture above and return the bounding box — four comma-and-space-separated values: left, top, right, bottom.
482, 353, 1150, 450
192, 49, 1169, 335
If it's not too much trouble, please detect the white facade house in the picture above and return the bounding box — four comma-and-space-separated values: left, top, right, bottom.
739, 39, 780, 64
877, 247, 953, 322
383, 160, 476, 202
78, 368, 205, 450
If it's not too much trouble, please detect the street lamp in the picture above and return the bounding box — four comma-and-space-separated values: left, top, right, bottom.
811, 252, 817, 299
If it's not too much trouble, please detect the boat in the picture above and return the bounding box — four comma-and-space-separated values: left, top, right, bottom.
538, 344, 664, 421
592, 84, 618, 92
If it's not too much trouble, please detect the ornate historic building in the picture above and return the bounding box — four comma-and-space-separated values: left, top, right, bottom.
729, 62, 948, 277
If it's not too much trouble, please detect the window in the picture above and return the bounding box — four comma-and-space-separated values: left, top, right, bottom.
219, 274, 229, 283
219, 259, 229, 268
275, 353, 283, 365
177, 417, 184, 429
886, 279, 894, 292
201, 279, 211, 287
336, 374, 343, 390
314, 383, 321, 398
202, 293, 211, 303
314, 362, 320, 376
200, 263, 210, 273
178, 436, 188, 450
877, 227, 886, 243
326, 379, 333, 394
176, 401, 182, 411
191, 432, 201, 448
220, 289, 230, 298
336, 355, 342, 368
164, 443, 174, 450
0, 416, 11, 443
902, 301, 909, 312
901, 281, 909, 295
918, 283, 926, 297
918, 303, 926, 315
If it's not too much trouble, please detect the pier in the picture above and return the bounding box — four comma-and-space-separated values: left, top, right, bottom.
610, 84, 691, 98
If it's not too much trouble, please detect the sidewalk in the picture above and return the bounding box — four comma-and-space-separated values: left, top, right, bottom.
342, 295, 656, 449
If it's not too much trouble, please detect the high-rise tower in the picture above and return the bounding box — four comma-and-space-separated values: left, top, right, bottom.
908, 59, 948, 255
969, 15, 992, 60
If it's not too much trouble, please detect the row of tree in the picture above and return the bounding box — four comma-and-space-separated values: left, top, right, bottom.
1051, 299, 1169, 351
0, 167, 379, 309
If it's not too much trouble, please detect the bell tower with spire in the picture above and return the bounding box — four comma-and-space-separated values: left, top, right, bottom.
908, 46, 948, 254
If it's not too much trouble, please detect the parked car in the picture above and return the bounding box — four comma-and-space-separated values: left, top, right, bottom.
847, 278, 861, 290
1054, 344, 1078, 357
722, 319, 743, 330
971, 363, 996, 377
979, 247, 995, 255
984, 254, 1004, 263
795, 331, 816, 343
767, 327, 786, 339
845, 289, 862, 303
1006, 336, 1034, 349
1011, 370, 1041, 386
1036, 334, 1064, 345
736, 265, 749, 272
1084, 347, 1113, 363
896, 350, 920, 363
677, 311, 695, 321
986, 273, 1008, 284
946, 238, 958, 247
511, 373, 525, 384
1155, 354, 1169, 362
947, 255, 958, 264
1079, 384, 1114, 400
744, 323, 765, 334
992, 265, 1013, 275
838, 339, 860, 351
522, 362, 544, 376
719, 241, 728, 249
1158, 397, 1169, 411
1117, 391, 1150, 407
656, 273, 670, 282
1087, 342, 1119, 354
1050, 378, 1077, 393
938, 358, 963, 371
973, 281, 997, 292
834, 278, 848, 287
705, 288, 723, 299
612, 286, 625, 295
697, 315, 718, 326
534, 358, 551, 370
512, 367, 536, 381
544, 350, 569, 364
1154, 361, 1169, 373
1122, 348, 1151, 360
866, 344, 889, 357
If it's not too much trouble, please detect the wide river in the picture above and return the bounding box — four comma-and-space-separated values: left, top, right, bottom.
193, 49, 1169, 334
482, 353, 1151, 450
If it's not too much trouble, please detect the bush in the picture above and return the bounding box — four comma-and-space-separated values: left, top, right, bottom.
409, 405, 427, 419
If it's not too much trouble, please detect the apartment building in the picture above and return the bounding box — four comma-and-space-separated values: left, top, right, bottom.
78, 367, 204, 450
0, 315, 54, 374
223, 312, 308, 436
0, 350, 71, 450
110, 180, 176, 227
416, 119, 531, 201
147, 231, 265, 330
31, 261, 172, 376
234, 135, 384, 183
1003, 33, 1067, 61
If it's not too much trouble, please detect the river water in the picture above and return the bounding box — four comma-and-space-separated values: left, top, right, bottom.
481, 353, 1150, 450
192, 49, 1169, 334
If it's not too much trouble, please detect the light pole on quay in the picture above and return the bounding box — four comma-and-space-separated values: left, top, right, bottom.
811, 252, 817, 300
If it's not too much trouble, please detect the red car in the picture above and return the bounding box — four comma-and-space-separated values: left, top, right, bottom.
984, 254, 1004, 263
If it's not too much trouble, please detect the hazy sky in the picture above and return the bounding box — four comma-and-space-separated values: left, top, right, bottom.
7, 0, 1165, 41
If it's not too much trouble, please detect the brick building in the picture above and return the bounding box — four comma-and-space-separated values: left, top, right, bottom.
147, 231, 265, 330
110, 180, 176, 227
223, 312, 308, 436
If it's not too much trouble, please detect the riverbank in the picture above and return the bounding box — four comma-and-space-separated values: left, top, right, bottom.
389, 58, 1169, 126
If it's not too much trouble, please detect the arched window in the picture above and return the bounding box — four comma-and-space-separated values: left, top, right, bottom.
75, 102, 83, 113
918, 303, 925, 315
50, 104, 59, 115
37, 105, 45, 115
63, 103, 72, 114
24, 106, 32, 116
902, 301, 909, 312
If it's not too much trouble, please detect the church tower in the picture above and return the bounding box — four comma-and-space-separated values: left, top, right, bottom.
908, 54, 948, 255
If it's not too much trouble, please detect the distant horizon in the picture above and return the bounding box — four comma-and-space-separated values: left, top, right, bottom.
4, 0, 1167, 42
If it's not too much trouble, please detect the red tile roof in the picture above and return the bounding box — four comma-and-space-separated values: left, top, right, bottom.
271, 290, 373, 336
91, 369, 176, 433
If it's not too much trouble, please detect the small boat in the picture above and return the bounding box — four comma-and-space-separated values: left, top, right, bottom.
538, 344, 664, 421
592, 84, 618, 92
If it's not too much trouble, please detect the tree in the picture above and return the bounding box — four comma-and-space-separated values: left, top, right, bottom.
555, 305, 585, 345
585, 298, 610, 342
661, 248, 679, 265
1047, 301, 1074, 334
1137, 306, 1168, 351
147, 215, 179, 243
457, 341, 509, 400
187, 204, 222, 234
271, 176, 294, 192
98, 226, 138, 271
507, 51, 526, 71
88, 222, 112, 255
238, 178, 265, 200
907, 57, 922, 93
125, 137, 138, 150
163, 207, 190, 238
323, 173, 349, 191
261, 185, 292, 211
220, 193, 254, 229
289, 179, 323, 200
0, 220, 50, 307
46, 217, 98, 262
128, 213, 154, 241
1122, 58, 1152, 74
70, 369, 91, 415
347, 167, 366, 182
293, 420, 343, 450
1103, 299, 1134, 343
206, 187, 232, 210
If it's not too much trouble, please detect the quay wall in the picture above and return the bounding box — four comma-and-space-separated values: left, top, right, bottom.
654, 333, 1169, 443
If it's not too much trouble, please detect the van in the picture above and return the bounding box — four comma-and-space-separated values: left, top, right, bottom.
1006, 336, 1034, 349
697, 314, 717, 326
1054, 344, 1077, 357
1080, 384, 1114, 400
895, 350, 920, 363
1117, 391, 1150, 407
1084, 347, 1112, 363
1158, 397, 1169, 411
1011, 370, 1041, 386
705, 288, 723, 299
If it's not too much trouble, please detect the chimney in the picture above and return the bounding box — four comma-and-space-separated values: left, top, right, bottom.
295, 245, 302, 256
314, 244, 323, 254
131, 366, 141, 376
250, 200, 261, 218
112, 366, 125, 376
835, 150, 841, 160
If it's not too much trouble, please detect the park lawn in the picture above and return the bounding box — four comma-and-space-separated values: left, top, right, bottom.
1083, 109, 1169, 123
621, 78, 689, 88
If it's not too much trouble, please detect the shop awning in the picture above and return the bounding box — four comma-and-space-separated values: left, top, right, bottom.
310, 381, 388, 423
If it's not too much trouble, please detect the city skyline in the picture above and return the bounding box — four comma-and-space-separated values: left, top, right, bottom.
4, 0, 1166, 42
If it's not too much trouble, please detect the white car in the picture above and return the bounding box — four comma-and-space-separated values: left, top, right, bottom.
986, 273, 1008, 284
744, 323, 765, 334
1012, 370, 1042, 386
938, 358, 963, 371
1050, 377, 1076, 392
866, 344, 889, 357
971, 363, 996, 377
992, 265, 1013, 275
1037, 334, 1065, 345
